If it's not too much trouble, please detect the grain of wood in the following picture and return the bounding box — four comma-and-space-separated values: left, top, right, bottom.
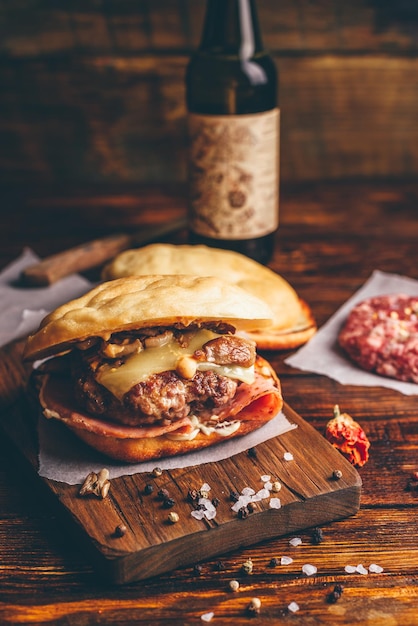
1, 0, 418, 185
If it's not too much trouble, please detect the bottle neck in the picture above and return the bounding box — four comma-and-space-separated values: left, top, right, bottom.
200, 0, 263, 59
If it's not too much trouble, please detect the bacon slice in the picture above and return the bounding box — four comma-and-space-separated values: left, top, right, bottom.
211, 372, 281, 421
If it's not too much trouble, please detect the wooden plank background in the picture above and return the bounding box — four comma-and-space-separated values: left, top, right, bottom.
0, 0, 418, 185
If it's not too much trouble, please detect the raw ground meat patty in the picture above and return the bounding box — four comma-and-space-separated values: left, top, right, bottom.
338, 294, 418, 384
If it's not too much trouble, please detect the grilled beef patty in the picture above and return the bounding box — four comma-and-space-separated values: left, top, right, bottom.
70, 327, 255, 426
73, 365, 238, 426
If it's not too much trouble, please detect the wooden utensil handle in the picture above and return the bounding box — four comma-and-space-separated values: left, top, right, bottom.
21, 233, 133, 287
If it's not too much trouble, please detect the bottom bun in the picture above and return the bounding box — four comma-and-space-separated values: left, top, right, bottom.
39, 357, 283, 463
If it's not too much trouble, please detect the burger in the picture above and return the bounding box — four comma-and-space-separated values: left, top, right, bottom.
23, 275, 283, 463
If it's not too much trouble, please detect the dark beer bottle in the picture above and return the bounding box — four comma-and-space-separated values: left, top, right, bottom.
186, 0, 279, 264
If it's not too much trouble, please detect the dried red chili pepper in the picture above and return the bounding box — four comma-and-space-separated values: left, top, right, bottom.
325, 405, 370, 467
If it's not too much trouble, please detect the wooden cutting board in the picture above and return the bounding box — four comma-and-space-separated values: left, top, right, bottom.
0, 340, 361, 584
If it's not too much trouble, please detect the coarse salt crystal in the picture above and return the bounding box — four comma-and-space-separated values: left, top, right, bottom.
344, 565, 357, 573
200, 498, 215, 512
281, 556, 293, 565
261, 474, 271, 482
356, 564, 368, 575
191, 510, 206, 520
284, 452, 294, 461
369, 563, 384, 574
289, 537, 302, 547
192, 496, 218, 521
200, 483, 211, 493
288, 601, 300, 613
302, 563, 317, 576
231, 496, 250, 512
241, 487, 255, 496
201, 611, 214, 622
269, 497, 281, 509
264, 481, 273, 491
255, 488, 270, 500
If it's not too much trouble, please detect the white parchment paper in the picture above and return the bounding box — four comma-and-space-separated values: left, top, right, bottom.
0, 251, 296, 485
0, 248, 93, 346
38, 410, 296, 484
285, 270, 418, 396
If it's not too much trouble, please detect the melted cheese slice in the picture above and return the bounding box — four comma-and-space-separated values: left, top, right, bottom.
96, 329, 255, 400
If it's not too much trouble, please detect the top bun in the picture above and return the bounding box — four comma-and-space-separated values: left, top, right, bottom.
23, 274, 273, 361
102, 244, 316, 350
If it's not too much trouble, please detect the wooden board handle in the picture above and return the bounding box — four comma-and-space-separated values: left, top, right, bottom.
21, 233, 133, 286
20, 217, 188, 287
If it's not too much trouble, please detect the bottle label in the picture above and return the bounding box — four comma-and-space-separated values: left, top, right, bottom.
188, 108, 279, 240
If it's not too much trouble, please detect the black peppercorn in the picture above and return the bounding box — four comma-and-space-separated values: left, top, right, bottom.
229, 490, 240, 502
238, 506, 249, 519
143, 484, 154, 495
327, 584, 344, 603
247, 447, 257, 458
269, 557, 279, 567
311, 527, 324, 544
113, 524, 127, 538
162, 497, 176, 509
406, 479, 418, 492
158, 488, 170, 500
327, 591, 339, 604
193, 563, 203, 576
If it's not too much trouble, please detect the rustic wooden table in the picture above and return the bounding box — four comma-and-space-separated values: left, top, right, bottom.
0, 180, 417, 624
